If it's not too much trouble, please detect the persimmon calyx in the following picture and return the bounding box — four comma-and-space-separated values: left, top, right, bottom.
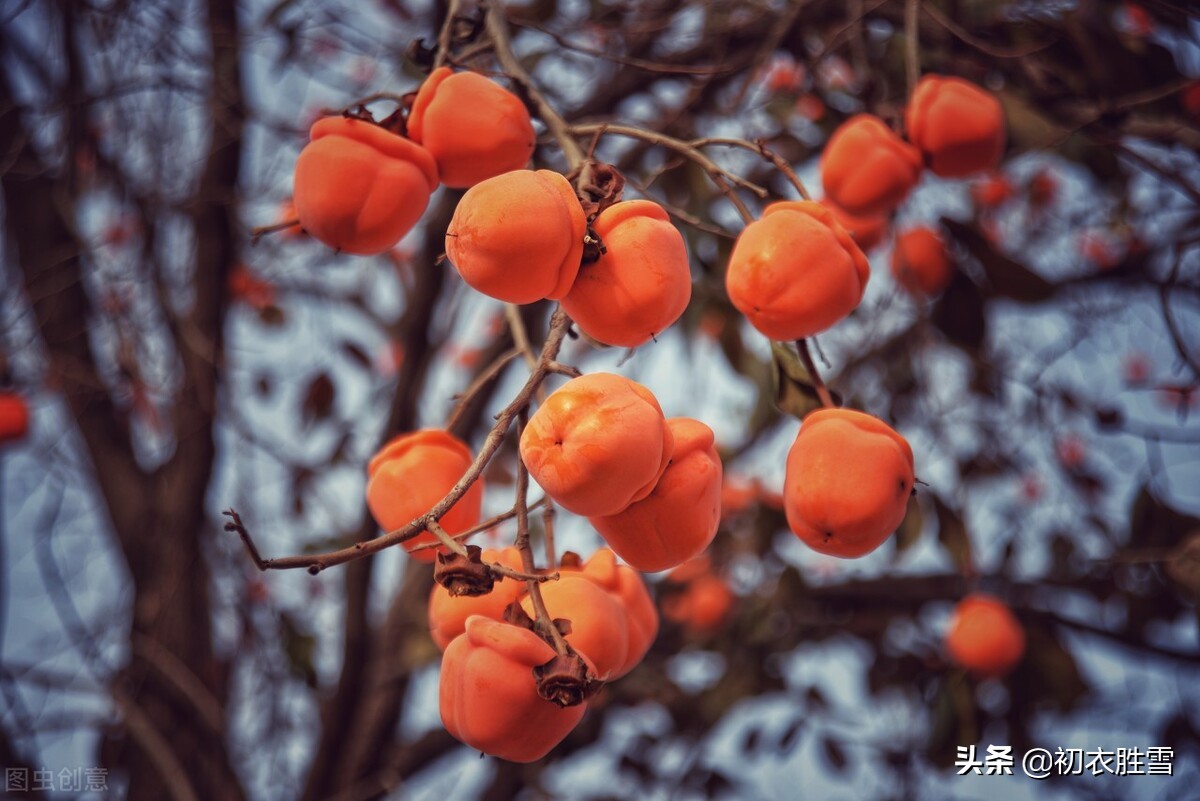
533, 653, 602, 708
434, 545, 495, 597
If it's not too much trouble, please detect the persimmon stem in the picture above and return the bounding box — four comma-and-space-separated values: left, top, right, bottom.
231, 309, 575, 573
796, 338, 836, 409
693, 137, 812, 200
249, 218, 300, 244
514, 408, 572, 656
542, 500, 557, 567
905, 0, 920, 98
484, 3, 586, 169
432, 0, 462, 69
426, 518, 471, 557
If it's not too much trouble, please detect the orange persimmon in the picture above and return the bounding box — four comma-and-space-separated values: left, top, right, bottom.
784, 408, 914, 558
521, 571, 629, 680
725, 200, 869, 341
970, 173, 1013, 209
905, 75, 1006, 178
293, 117, 438, 255
408, 67, 536, 188
365, 429, 483, 562
944, 594, 1026, 678
0, 394, 30, 443
520, 373, 673, 517
819, 197, 888, 252
891, 226, 953, 297
561, 200, 691, 348
591, 418, 722, 572
562, 548, 659, 677
445, 170, 586, 303
439, 616, 588, 762
821, 114, 923, 217
428, 546, 526, 650
662, 559, 733, 634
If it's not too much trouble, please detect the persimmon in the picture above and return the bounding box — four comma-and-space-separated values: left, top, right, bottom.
293, 117, 438, 255
970, 173, 1013, 209
521, 571, 629, 679
944, 594, 1026, 678
365, 429, 483, 562
440, 616, 588, 762
227, 265, 276, 310
0, 393, 30, 443
561, 200, 691, 348
408, 67, 536, 188
445, 170, 586, 303
783, 408, 914, 558
905, 75, 1006, 178
591, 418, 722, 572
725, 200, 869, 341
520, 373, 673, 517
277, 199, 305, 240
561, 548, 659, 677
819, 197, 888, 252
663, 559, 733, 633
891, 226, 953, 297
821, 114, 923, 217
428, 546, 526, 650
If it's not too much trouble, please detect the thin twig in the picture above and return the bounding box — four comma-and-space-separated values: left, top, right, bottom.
693, 136, 811, 200
905, 0, 920, 98
408, 496, 548, 552
228, 309, 574, 574
484, 3, 585, 169
796, 339, 835, 409
432, 0, 462, 69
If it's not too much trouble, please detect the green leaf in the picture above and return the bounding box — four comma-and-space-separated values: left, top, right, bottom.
770, 341, 840, 421
891, 495, 924, 560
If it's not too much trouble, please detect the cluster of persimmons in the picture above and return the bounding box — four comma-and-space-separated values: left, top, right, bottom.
282, 61, 1026, 762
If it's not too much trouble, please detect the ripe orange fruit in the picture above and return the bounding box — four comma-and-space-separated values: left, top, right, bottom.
0, 394, 30, 443
408, 67, 536, 189
293, 117, 438, 255
520, 373, 673, 517
522, 570, 629, 679
821, 114, 923, 217
591, 418, 722, 572
819, 197, 888, 252
725, 200, 869, 341
662, 558, 733, 633
891, 226, 953, 297
905, 75, 1006, 178
445, 170, 586, 304
970, 173, 1013, 209
784, 408, 914, 558
428, 546, 526, 650
439, 616, 588, 762
944, 594, 1026, 678
365, 429, 484, 562
561, 548, 659, 677
561, 200, 691, 348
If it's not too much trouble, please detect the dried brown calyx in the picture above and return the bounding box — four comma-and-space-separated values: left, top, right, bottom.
433, 544, 495, 597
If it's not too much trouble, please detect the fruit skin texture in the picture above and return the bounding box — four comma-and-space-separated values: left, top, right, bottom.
428, 547, 526, 650
520, 373, 674, 517
784, 408, 914, 558
945, 594, 1026, 678
725, 200, 870, 341
819, 197, 888, 253
906, 75, 1006, 178
561, 200, 692, 347
821, 114, 923, 217
365, 429, 483, 562
0, 394, 30, 443
590, 418, 722, 572
439, 616, 587, 762
445, 170, 586, 303
521, 548, 657, 679
891, 226, 953, 297
408, 67, 536, 189
293, 117, 438, 255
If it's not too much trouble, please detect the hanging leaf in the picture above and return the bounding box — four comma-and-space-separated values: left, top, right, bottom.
770, 341, 840, 420
933, 495, 974, 575
942, 218, 1056, 304
339, 340, 372, 370
891, 495, 924, 560
300, 372, 336, 426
